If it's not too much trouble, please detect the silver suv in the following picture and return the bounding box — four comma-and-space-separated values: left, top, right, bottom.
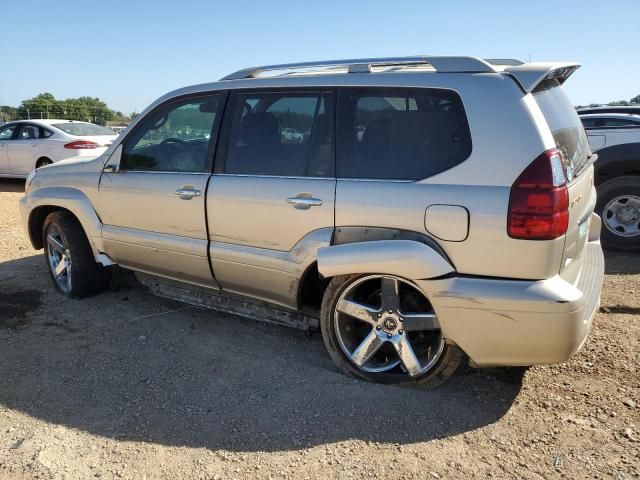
20, 56, 604, 386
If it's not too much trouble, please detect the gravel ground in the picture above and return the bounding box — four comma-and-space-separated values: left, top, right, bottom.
0, 178, 638, 479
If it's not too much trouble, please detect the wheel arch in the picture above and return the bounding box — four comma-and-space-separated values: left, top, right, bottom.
297, 261, 329, 310
317, 240, 454, 280
594, 142, 640, 185
25, 187, 104, 257
35, 156, 53, 169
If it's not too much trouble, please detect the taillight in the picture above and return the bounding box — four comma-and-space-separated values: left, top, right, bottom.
64, 140, 99, 149
508, 148, 569, 240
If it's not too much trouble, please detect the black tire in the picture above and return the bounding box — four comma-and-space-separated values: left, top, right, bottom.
42, 211, 111, 298
320, 274, 463, 387
35, 157, 53, 169
595, 176, 640, 252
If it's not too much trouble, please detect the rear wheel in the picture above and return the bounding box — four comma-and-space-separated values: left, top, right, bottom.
43, 211, 110, 298
320, 274, 462, 387
596, 176, 640, 252
35, 157, 52, 169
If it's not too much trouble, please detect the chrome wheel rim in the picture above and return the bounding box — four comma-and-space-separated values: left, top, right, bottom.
46, 224, 72, 293
333, 275, 445, 378
603, 195, 640, 238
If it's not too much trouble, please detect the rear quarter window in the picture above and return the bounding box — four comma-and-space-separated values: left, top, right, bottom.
52, 122, 115, 136
337, 87, 472, 180
534, 85, 590, 176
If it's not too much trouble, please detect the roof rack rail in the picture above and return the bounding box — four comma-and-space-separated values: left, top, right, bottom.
484, 58, 524, 66
220, 55, 497, 81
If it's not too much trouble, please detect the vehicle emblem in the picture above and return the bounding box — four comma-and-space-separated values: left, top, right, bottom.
570, 194, 582, 208
383, 318, 397, 331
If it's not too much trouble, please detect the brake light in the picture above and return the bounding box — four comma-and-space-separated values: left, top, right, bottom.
64, 140, 99, 149
508, 148, 569, 240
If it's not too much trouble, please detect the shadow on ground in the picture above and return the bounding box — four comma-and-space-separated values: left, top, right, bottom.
0, 178, 25, 193
604, 250, 640, 275
0, 255, 524, 453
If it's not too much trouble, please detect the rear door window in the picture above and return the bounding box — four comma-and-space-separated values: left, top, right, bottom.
52, 123, 116, 136
337, 87, 472, 180
223, 91, 333, 177
17, 124, 40, 140
533, 86, 591, 177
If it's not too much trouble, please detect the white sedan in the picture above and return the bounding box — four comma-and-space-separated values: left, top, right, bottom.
0, 119, 117, 178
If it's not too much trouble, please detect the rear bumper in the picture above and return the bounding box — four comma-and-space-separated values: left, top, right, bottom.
419, 240, 604, 367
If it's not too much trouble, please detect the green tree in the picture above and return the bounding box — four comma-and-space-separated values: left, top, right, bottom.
608, 99, 630, 106
16, 93, 116, 125
17, 92, 60, 119
631, 94, 640, 104
0, 106, 19, 122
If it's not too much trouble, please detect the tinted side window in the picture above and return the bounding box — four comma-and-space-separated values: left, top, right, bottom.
533, 86, 590, 176
224, 92, 333, 177
121, 94, 225, 172
17, 125, 40, 140
602, 118, 640, 127
337, 88, 472, 180
0, 125, 17, 140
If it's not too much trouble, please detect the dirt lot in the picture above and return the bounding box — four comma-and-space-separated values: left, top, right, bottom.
0, 178, 638, 480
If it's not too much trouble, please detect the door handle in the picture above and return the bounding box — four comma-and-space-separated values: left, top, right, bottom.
286, 195, 323, 209
174, 187, 201, 200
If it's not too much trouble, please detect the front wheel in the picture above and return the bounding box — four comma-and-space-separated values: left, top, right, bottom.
320, 274, 462, 387
596, 176, 640, 252
43, 211, 111, 298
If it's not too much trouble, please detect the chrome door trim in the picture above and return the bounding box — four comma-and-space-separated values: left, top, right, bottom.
114, 170, 209, 175
287, 196, 322, 208
213, 173, 332, 180
174, 188, 202, 199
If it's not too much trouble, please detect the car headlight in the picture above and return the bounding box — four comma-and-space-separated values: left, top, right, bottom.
25, 170, 37, 192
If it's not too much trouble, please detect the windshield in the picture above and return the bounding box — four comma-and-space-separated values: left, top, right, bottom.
533, 85, 591, 177
53, 122, 115, 136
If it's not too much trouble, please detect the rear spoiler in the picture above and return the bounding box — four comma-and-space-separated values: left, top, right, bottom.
503, 62, 581, 93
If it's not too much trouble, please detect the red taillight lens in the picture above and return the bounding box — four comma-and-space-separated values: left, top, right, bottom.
508, 148, 569, 240
64, 140, 99, 149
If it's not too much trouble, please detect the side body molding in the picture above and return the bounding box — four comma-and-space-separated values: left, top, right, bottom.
317, 240, 454, 280
23, 187, 105, 257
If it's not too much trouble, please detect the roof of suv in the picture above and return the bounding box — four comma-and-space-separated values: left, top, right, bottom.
150, 56, 579, 106
217, 56, 580, 93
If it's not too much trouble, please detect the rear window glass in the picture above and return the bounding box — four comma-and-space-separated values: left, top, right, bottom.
53, 122, 115, 136
337, 87, 472, 180
534, 86, 590, 176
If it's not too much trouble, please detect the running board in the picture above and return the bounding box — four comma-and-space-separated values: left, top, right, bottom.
136, 273, 319, 331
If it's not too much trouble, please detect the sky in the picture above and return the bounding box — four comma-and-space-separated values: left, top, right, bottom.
1, 0, 638, 114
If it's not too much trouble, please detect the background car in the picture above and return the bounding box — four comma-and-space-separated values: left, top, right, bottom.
577, 105, 640, 116
579, 112, 640, 252
0, 119, 117, 178
109, 126, 128, 135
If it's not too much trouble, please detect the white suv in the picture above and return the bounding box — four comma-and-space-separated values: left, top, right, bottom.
20, 56, 604, 386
